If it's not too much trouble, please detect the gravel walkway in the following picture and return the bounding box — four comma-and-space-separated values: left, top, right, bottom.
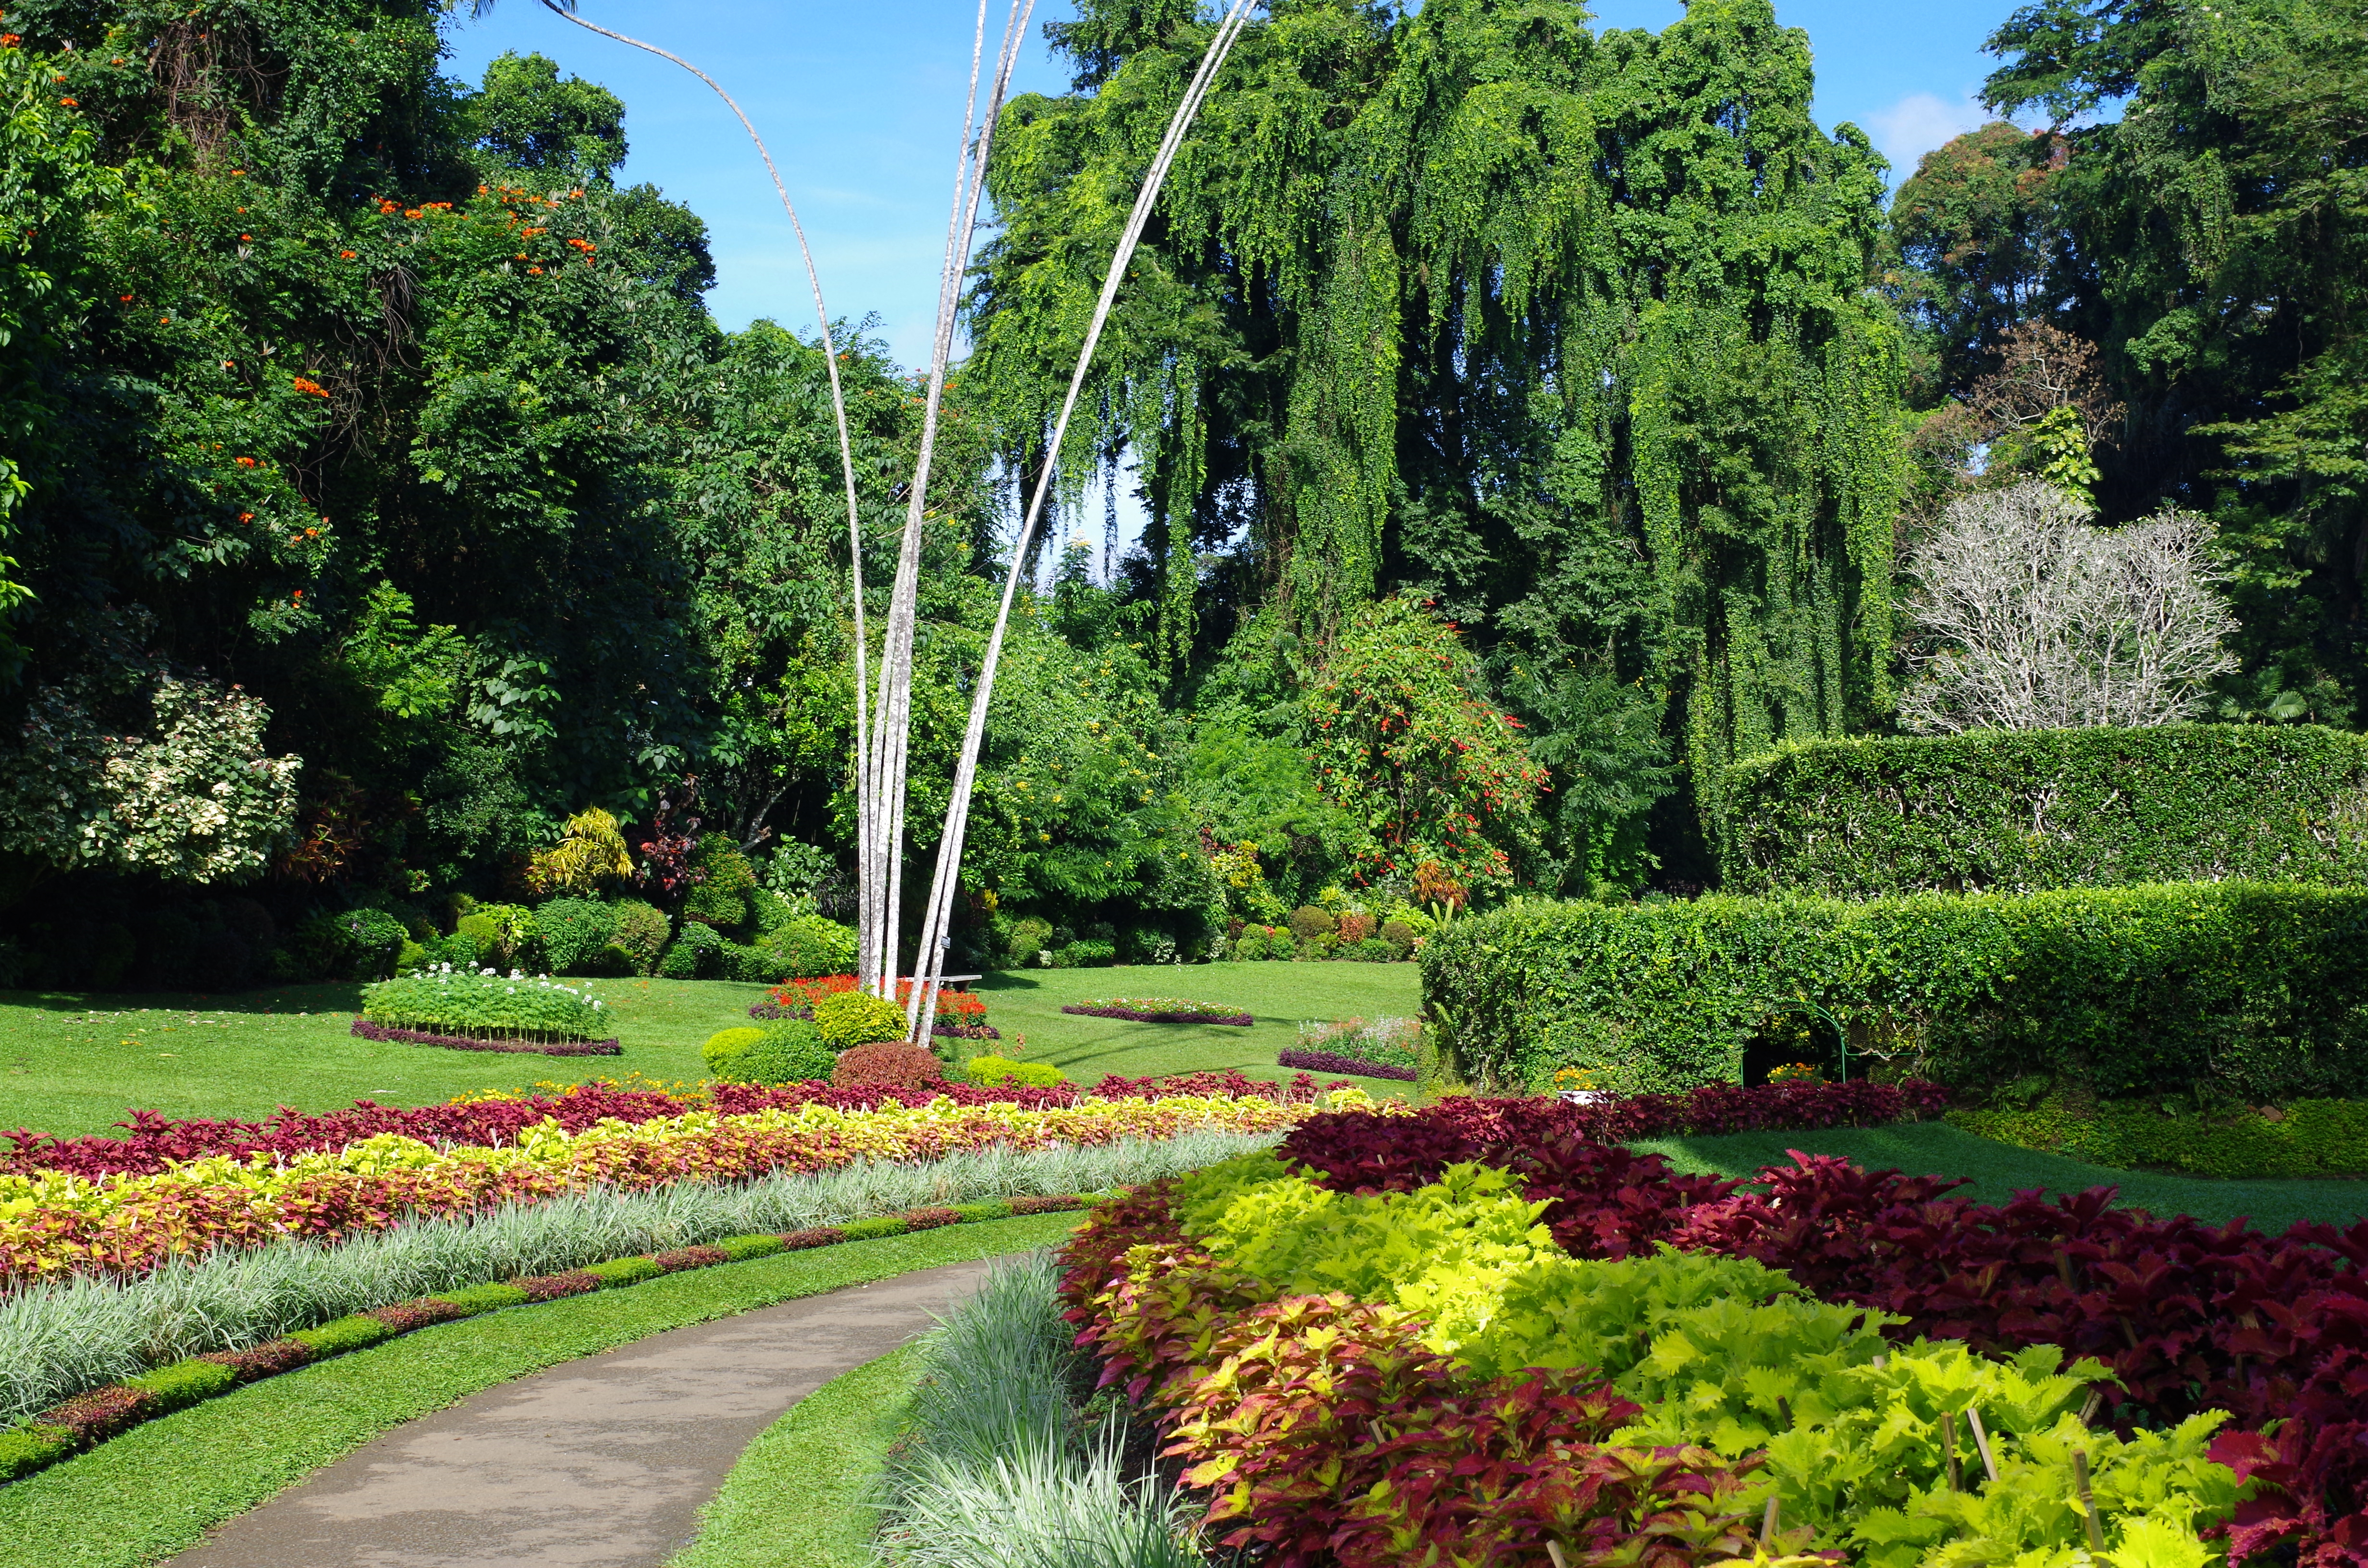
165, 1257, 995, 1568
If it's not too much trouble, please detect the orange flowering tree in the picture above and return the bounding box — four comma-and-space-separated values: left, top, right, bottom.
1303, 595, 1546, 902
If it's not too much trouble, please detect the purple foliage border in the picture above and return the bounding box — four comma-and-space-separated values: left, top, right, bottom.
1061, 1004, 1254, 1027
1277, 1048, 1418, 1083
350, 1019, 622, 1057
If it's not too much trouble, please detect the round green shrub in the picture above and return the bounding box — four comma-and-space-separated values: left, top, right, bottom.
658, 920, 722, 978
683, 834, 757, 931
715, 1020, 838, 1085
536, 898, 619, 975
1232, 930, 1270, 961
1352, 936, 1397, 962
815, 989, 911, 1050
333, 907, 407, 981
1380, 919, 1418, 957
610, 899, 671, 975
777, 914, 858, 977
1289, 905, 1339, 940
702, 1027, 766, 1075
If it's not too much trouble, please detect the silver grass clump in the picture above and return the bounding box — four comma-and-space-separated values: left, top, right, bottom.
0, 1129, 1273, 1421
879, 1254, 1206, 1568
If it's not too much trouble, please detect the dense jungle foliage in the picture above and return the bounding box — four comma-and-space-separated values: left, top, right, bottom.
0, 0, 2360, 986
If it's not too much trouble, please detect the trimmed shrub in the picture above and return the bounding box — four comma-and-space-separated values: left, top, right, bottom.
949, 1200, 1012, 1222
123, 1358, 235, 1414
584, 1256, 665, 1287
1719, 725, 2368, 896
772, 914, 857, 978
899, 1206, 962, 1231
289, 1314, 393, 1356
658, 919, 723, 979
1349, 936, 1395, 962
702, 1026, 767, 1075
0, 1426, 74, 1480
1421, 883, 2368, 1099
434, 1282, 530, 1314
610, 899, 671, 975
965, 1055, 1067, 1088
333, 907, 408, 981
715, 1234, 785, 1261
709, 1020, 837, 1085
649, 1245, 730, 1273
515, 1271, 603, 1302
536, 898, 618, 974
815, 989, 910, 1050
777, 1226, 847, 1250
839, 1215, 909, 1240
831, 1041, 946, 1090
40, 1385, 149, 1445
1231, 929, 1272, 961
453, 903, 538, 969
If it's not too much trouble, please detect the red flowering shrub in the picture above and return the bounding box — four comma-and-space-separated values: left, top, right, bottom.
513, 1270, 601, 1301
829, 1041, 946, 1090
648, 1245, 729, 1273
198, 1338, 314, 1382
361, 1298, 469, 1334
39, 1384, 150, 1445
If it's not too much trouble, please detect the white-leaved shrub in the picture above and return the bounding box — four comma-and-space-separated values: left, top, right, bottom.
1900, 481, 2238, 733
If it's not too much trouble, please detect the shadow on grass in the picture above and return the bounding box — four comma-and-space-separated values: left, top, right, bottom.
0, 982, 366, 1017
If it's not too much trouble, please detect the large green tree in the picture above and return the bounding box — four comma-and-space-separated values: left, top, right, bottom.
967, 0, 1905, 879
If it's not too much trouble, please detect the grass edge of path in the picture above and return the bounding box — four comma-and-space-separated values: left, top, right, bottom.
668, 1340, 928, 1568
0, 1213, 1081, 1568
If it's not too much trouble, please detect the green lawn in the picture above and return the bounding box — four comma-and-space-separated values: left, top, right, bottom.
1639, 1119, 2368, 1232
0, 960, 1418, 1137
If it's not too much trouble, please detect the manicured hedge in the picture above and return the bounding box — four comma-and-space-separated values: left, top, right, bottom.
1718, 725, 2368, 896
1419, 883, 2368, 1098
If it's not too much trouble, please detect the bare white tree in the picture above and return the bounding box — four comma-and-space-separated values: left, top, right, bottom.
1899, 480, 2239, 733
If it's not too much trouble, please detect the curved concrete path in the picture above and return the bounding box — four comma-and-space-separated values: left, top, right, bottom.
166, 1257, 1000, 1568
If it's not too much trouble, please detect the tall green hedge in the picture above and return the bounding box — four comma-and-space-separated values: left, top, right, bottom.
1418, 884, 2368, 1099
1717, 726, 2368, 896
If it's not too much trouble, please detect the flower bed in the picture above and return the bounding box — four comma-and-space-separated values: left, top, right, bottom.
0, 1092, 1355, 1286
1062, 1151, 2259, 1568
1242, 1097, 2368, 1568
1061, 997, 1254, 1026
750, 977, 995, 1041
359, 966, 611, 1049
0, 1197, 1092, 1484
349, 1019, 622, 1056
1276, 1048, 1417, 1082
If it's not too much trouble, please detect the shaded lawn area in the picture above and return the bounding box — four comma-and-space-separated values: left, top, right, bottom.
0, 960, 1418, 1137
1639, 1119, 2368, 1233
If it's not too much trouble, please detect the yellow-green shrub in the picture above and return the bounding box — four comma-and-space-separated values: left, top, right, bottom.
815, 989, 909, 1051
965, 1056, 1067, 1088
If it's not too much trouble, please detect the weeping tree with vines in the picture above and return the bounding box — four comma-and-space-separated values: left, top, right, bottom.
967, 0, 1907, 857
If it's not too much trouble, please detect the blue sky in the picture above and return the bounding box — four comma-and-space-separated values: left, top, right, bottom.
444, 0, 2015, 369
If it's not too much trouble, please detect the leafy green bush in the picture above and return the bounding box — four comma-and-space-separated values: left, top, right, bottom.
1421, 884, 2368, 1098
584, 1256, 664, 1287
123, 1358, 235, 1413
1045, 937, 1115, 968
657, 919, 722, 978
0, 1425, 74, 1480
1720, 725, 2368, 896
715, 1234, 785, 1261
839, 1216, 909, 1240
949, 1200, 1012, 1222
998, 915, 1053, 968
361, 966, 610, 1043
535, 897, 618, 974
333, 908, 408, 981
1380, 919, 1418, 957
1289, 906, 1337, 940
964, 1055, 1067, 1088
454, 902, 539, 969
610, 899, 671, 975
682, 833, 758, 931
434, 1282, 530, 1313
815, 989, 909, 1050
705, 1020, 836, 1085
289, 1315, 392, 1356
1950, 1090, 2368, 1178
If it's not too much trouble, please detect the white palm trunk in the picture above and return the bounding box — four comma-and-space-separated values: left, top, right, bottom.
905, 0, 1261, 1042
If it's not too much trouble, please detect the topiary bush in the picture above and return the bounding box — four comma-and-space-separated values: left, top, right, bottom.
535, 898, 618, 975
610, 899, 670, 976
1289, 905, 1338, 941
814, 989, 910, 1050
1421, 883, 2368, 1100
682, 833, 758, 931
657, 919, 722, 979
1719, 725, 2368, 896
1380, 919, 1418, 958
332, 908, 408, 981
705, 1020, 836, 1085
831, 1041, 946, 1090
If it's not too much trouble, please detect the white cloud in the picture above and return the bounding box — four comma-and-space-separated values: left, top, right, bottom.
1864, 91, 1990, 180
